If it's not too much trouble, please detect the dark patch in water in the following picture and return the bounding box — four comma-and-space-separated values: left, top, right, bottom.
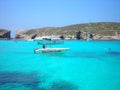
0, 72, 79, 90
0, 72, 45, 90
48, 80, 79, 90
62, 52, 99, 59
106, 51, 120, 55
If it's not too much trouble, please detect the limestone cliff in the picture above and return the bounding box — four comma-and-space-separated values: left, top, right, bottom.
0, 29, 11, 39
15, 22, 120, 40
15, 30, 37, 39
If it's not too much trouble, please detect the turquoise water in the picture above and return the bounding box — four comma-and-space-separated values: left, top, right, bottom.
0, 40, 120, 90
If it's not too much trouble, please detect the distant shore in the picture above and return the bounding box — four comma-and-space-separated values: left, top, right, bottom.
1, 22, 120, 40
0, 37, 120, 41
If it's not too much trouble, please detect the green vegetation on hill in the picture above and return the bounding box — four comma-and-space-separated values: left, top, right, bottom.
21, 22, 120, 37
14, 22, 120, 40
61, 22, 120, 36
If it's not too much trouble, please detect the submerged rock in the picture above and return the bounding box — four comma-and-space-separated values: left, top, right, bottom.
106, 51, 120, 55
49, 80, 79, 90
0, 72, 45, 90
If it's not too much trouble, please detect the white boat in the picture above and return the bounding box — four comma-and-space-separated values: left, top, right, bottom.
34, 48, 69, 53
34, 36, 69, 53
37, 40, 63, 45
36, 36, 64, 45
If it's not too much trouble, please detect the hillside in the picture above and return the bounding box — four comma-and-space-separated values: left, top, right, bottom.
15, 22, 120, 40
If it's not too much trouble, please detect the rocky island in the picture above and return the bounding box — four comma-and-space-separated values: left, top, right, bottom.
0, 29, 11, 39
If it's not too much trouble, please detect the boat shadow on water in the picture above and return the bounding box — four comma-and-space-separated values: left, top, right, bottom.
39, 51, 102, 59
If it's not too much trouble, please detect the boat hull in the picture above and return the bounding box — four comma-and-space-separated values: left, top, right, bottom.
37, 40, 64, 45
34, 48, 69, 53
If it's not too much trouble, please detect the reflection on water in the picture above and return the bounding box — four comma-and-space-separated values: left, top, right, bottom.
39, 50, 120, 60
39, 51, 105, 59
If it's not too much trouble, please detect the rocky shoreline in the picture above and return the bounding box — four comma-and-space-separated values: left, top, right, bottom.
0, 22, 120, 40
0, 32, 120, 40
0, 29, 11, 39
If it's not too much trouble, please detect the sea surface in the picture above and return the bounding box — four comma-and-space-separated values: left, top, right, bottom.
0, 40, 120, 90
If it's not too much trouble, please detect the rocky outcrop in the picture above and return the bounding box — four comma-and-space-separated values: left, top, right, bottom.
15, 30, 37, 39
93, 32, 120, 40
76, 31, 81, 39
0, 29, 11, 39
94, 35, 120, 40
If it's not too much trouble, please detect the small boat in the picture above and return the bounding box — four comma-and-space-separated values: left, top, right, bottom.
36, 36, 64, 45
34, 48, 69, 53
37, 39, 63, 45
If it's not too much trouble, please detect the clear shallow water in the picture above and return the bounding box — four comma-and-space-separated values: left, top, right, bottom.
0, 40, 120, 90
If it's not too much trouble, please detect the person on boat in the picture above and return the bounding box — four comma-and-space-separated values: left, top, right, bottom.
42, 44, 46, 49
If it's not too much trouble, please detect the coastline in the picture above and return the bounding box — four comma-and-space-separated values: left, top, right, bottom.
0, 38, 120, 41
1, 22, 120, 40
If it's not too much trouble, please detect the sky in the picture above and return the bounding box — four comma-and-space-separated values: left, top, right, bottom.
0, 0, 120, 37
